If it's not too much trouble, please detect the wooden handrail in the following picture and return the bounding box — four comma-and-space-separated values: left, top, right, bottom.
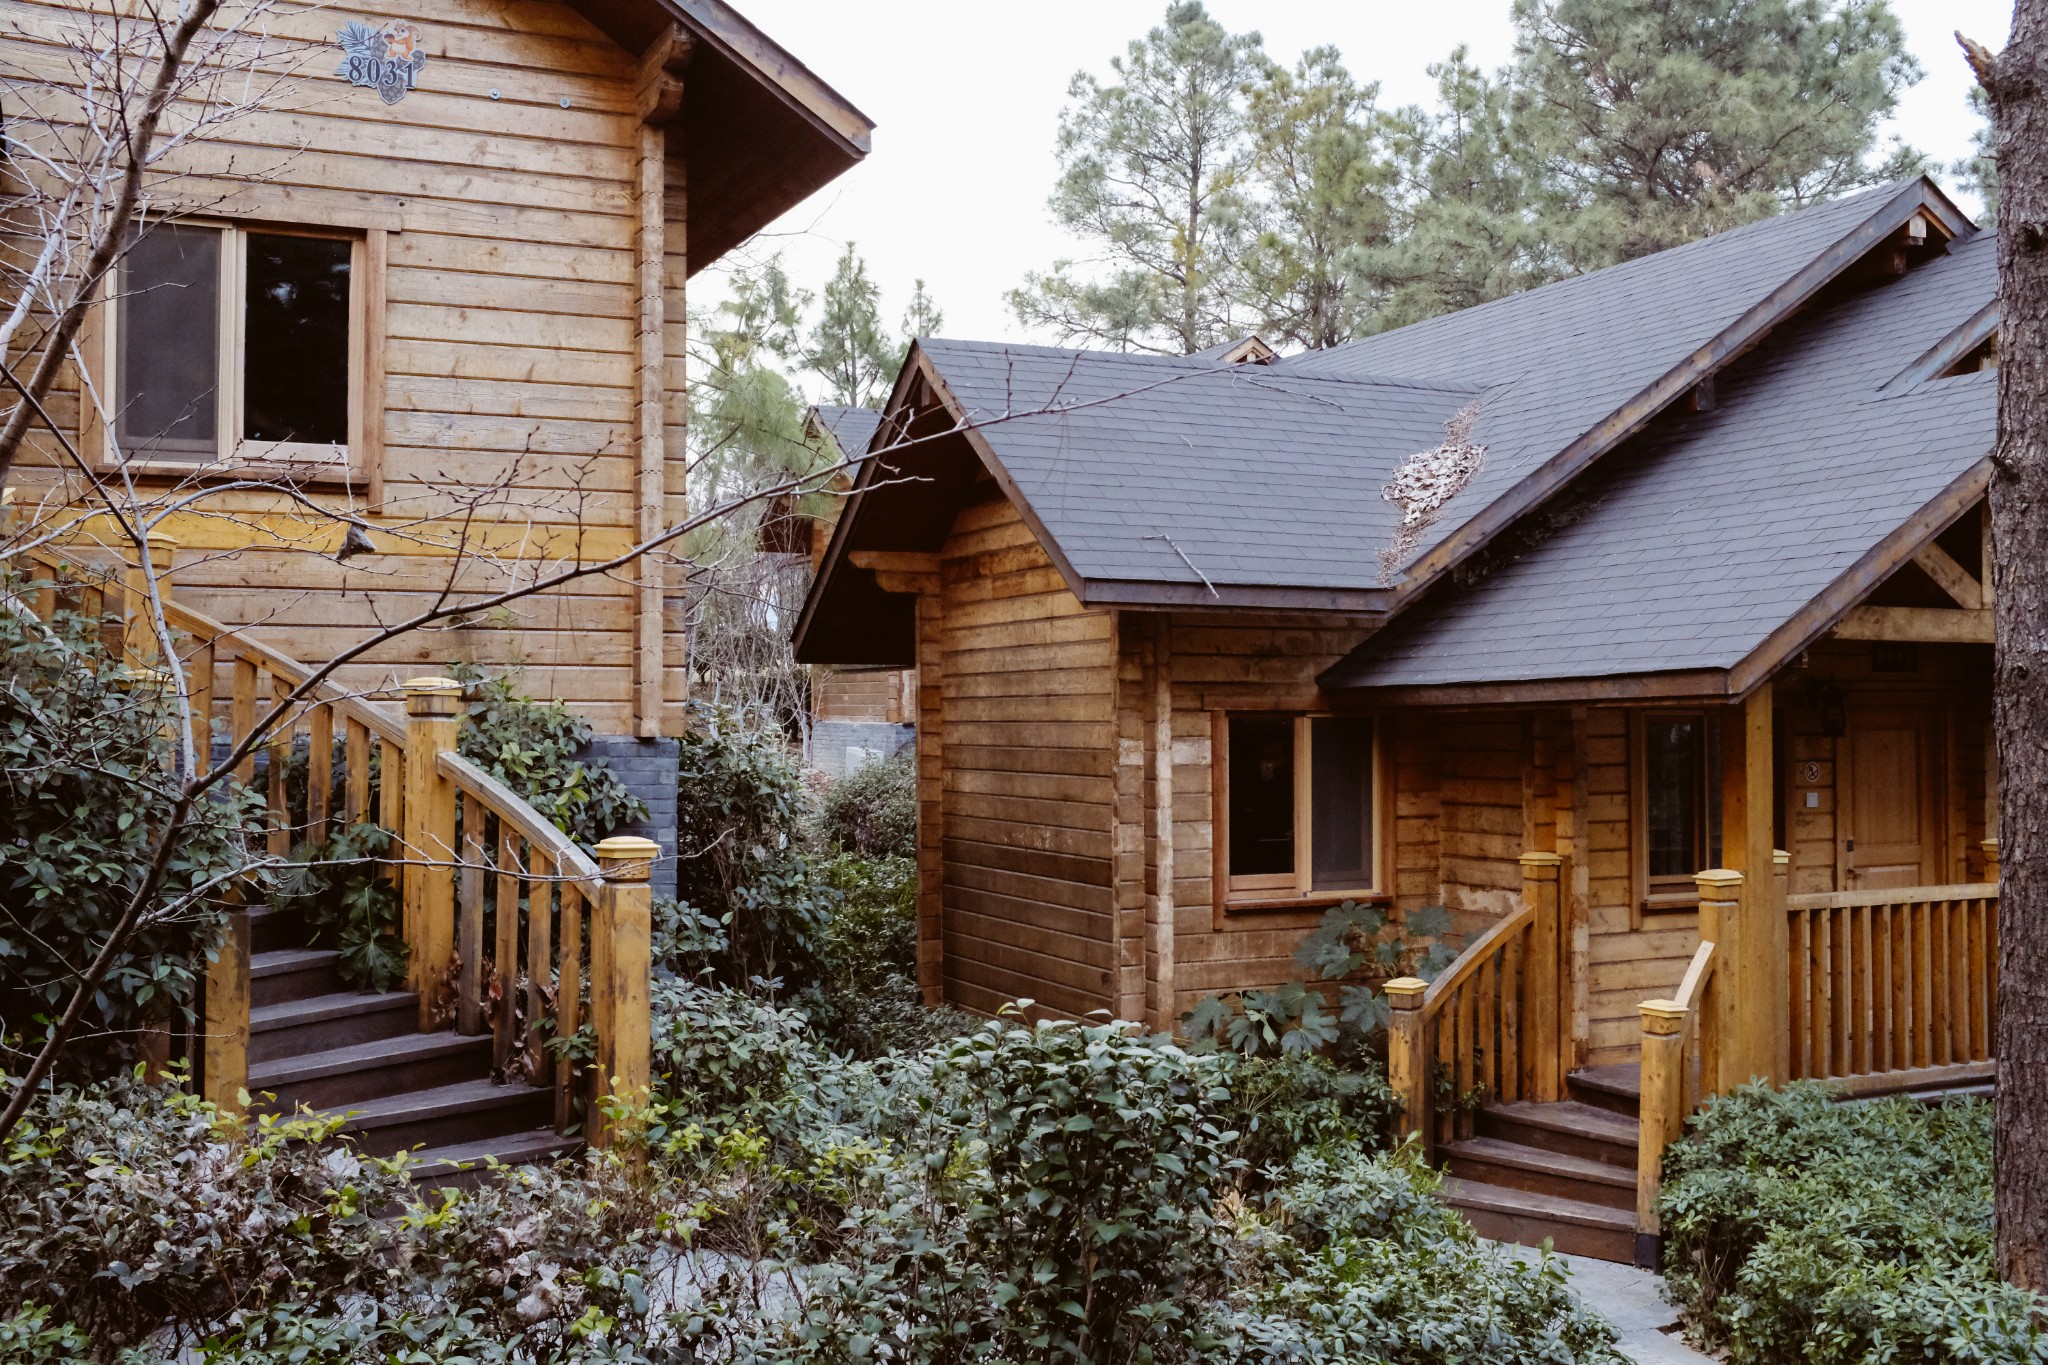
1786, 882, 1996, 912
1672, 939, 1716, 1012
438, 750, 600, 884
1421, 901, 1535, 1018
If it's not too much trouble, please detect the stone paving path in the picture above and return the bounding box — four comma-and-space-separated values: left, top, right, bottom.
1498, 1244, 1716, 1364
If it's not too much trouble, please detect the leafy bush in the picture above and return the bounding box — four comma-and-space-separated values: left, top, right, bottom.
795, 851, 970, 1058
676, 701, 835, 982
1659, 1082, 2048, 1364
1183, 901, 1460, 1060
1212, 1050, 1400, 1177
0, 594, 259, 1075
269, 821, 406, 992
818, 747, 916, 858
450, 663, 648, 847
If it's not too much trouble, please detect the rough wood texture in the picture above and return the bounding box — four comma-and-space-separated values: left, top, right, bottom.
402, 678, 462, 1030
1968, 0, 2048, 1285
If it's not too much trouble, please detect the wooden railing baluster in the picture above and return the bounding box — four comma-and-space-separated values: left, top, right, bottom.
307, 702, 333, 841
495, 828, 521, 1075
526, 850, 554, 1082
458, 805, 485, 1037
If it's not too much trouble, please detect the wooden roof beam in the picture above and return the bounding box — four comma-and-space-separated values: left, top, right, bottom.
1832, 605, 1993, 644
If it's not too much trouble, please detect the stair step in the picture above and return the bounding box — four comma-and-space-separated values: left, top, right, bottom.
250, 990, 418, 1064
1567, 1064, 1643, 1118
1440, 1176, 1637, 1264
404, 1130, 581, 1189
1478, 1100, 1638, 1169
245, 906, 303, 955
323, 1078, 555, 1156
251, 1031, 494, 1112
1443, 1135, 1635, 1211
250, 948, 344, 1008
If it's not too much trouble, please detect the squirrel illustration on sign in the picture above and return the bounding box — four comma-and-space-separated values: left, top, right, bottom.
336, 20, 426, 105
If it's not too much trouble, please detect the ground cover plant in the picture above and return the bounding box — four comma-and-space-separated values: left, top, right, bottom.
1659, 1082, 2048, 1364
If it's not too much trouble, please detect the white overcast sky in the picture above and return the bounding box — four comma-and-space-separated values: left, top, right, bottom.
717, 0, 2016, 371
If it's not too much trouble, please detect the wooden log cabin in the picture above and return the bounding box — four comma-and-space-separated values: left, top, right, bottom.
4, 0, 868, 1166
796, 176, 2005, 1261
5, 0, 873, 828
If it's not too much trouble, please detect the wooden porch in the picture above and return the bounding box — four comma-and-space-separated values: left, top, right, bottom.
1386, 851, 2000, 1264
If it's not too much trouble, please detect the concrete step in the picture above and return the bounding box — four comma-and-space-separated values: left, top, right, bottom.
1443, 1135, 1636, 1211
250, 947, 344, 1008
1477, 1100, 1638, 1169
322, 1078, 555, 1156
1440, 1175, 1637, 1264
249, 990, 418, 1064
251, 1030, 494, 1112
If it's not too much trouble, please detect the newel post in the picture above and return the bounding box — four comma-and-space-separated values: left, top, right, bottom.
402, 677, 463, 1030
590, 836, 657, 1153
201, 907, 252, 1115
1522, 850, 1564, 1102
1385, 976, 1430, 1149
1770, 849, 1791, 1083
1695, 869, 1744, 1094
1635, 998, 1686, 1269
121, 530, 179, 666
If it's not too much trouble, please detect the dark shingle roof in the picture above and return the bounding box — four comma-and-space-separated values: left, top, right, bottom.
1322, 231, 1997, 690
931, 181, 1950, 600
811, 404, 882, 457
923, 340, 1473, 598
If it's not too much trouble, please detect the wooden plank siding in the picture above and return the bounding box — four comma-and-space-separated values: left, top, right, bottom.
6, 0, 689, 736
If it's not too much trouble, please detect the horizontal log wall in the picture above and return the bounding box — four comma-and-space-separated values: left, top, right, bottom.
8, 0, 684, 735
935, 495, 1118, 1019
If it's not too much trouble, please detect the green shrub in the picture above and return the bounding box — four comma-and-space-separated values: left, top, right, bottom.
1659, 1082, 2048, 1364
818, 748, 916, 858
0, 596, 259, 1075
1213, 1050, 1400, 1177
450, 663, 648, 847
269, 821, 406, 992
675, 702, 834, 983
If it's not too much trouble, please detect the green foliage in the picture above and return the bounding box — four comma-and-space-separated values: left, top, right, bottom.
799, 851, 969, 1058
1182, 902, 1460, 1059
675, 703, 835, 984
1211, 1050, 1400, 1176
0, 594, 259, 1076
817, 748, 917, 859
1011, 1, 1262, 353
270, 821, 407, 993
449, 664, 647, 847
804, 242, 899, 408
1659, 1082, 2048, 1363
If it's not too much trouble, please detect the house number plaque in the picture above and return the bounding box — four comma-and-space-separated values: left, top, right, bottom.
336, 20, 427, 105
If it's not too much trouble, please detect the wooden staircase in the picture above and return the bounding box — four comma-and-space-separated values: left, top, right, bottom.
244, 908, 573, 1178
1440, 1066, 1641, 1263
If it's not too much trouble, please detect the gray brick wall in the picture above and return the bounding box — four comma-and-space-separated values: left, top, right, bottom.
580, 735, 680, 898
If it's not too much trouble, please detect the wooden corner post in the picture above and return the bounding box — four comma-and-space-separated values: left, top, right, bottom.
590, 835, 656, 1152
1771, 849, 1791, 1083
201, 907, 252, 1115
1695, 868, 1744, 1093
1521, 851, 1565, 1102
1385, 976, 1430, 1148
1635, 998, 1687, 1269
402, 677, 463, 1029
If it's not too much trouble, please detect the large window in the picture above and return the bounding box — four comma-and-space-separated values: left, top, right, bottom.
1637, 712, 1723, 910
1223, 714, 1380, 904
105, 222, 361, 468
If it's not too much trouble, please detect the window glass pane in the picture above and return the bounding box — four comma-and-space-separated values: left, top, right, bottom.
1311, 717, 1374, 889
1229, 716, 1294, 878
243, 233, 351, 446
118, 226, 220, 457
1646, 717, 1700, 880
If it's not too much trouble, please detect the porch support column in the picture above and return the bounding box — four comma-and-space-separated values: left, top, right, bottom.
1720, 686, 1783, 1086
1521, 851, 1565, 1103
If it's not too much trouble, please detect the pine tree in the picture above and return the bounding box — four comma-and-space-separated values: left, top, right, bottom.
1236, 47, 1401, 350
1509, 0, 1924, 268
1009, 2, 1262, 354
805, 243, 897, 408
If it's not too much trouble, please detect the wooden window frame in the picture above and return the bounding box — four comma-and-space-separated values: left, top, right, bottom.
1213, 710, 1391, 916
79, 219, 386, 492
1630, 708, 1721, 921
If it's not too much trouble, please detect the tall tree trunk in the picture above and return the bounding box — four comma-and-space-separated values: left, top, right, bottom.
1964, 4, 2048, 1290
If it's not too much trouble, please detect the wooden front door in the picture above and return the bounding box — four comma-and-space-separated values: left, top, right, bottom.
1842, 704, 1942, 889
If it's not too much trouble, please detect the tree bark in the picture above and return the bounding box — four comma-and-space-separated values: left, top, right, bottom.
1964, 3, 2048, 1291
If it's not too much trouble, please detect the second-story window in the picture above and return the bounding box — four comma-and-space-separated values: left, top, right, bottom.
113, 223, 357, 467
